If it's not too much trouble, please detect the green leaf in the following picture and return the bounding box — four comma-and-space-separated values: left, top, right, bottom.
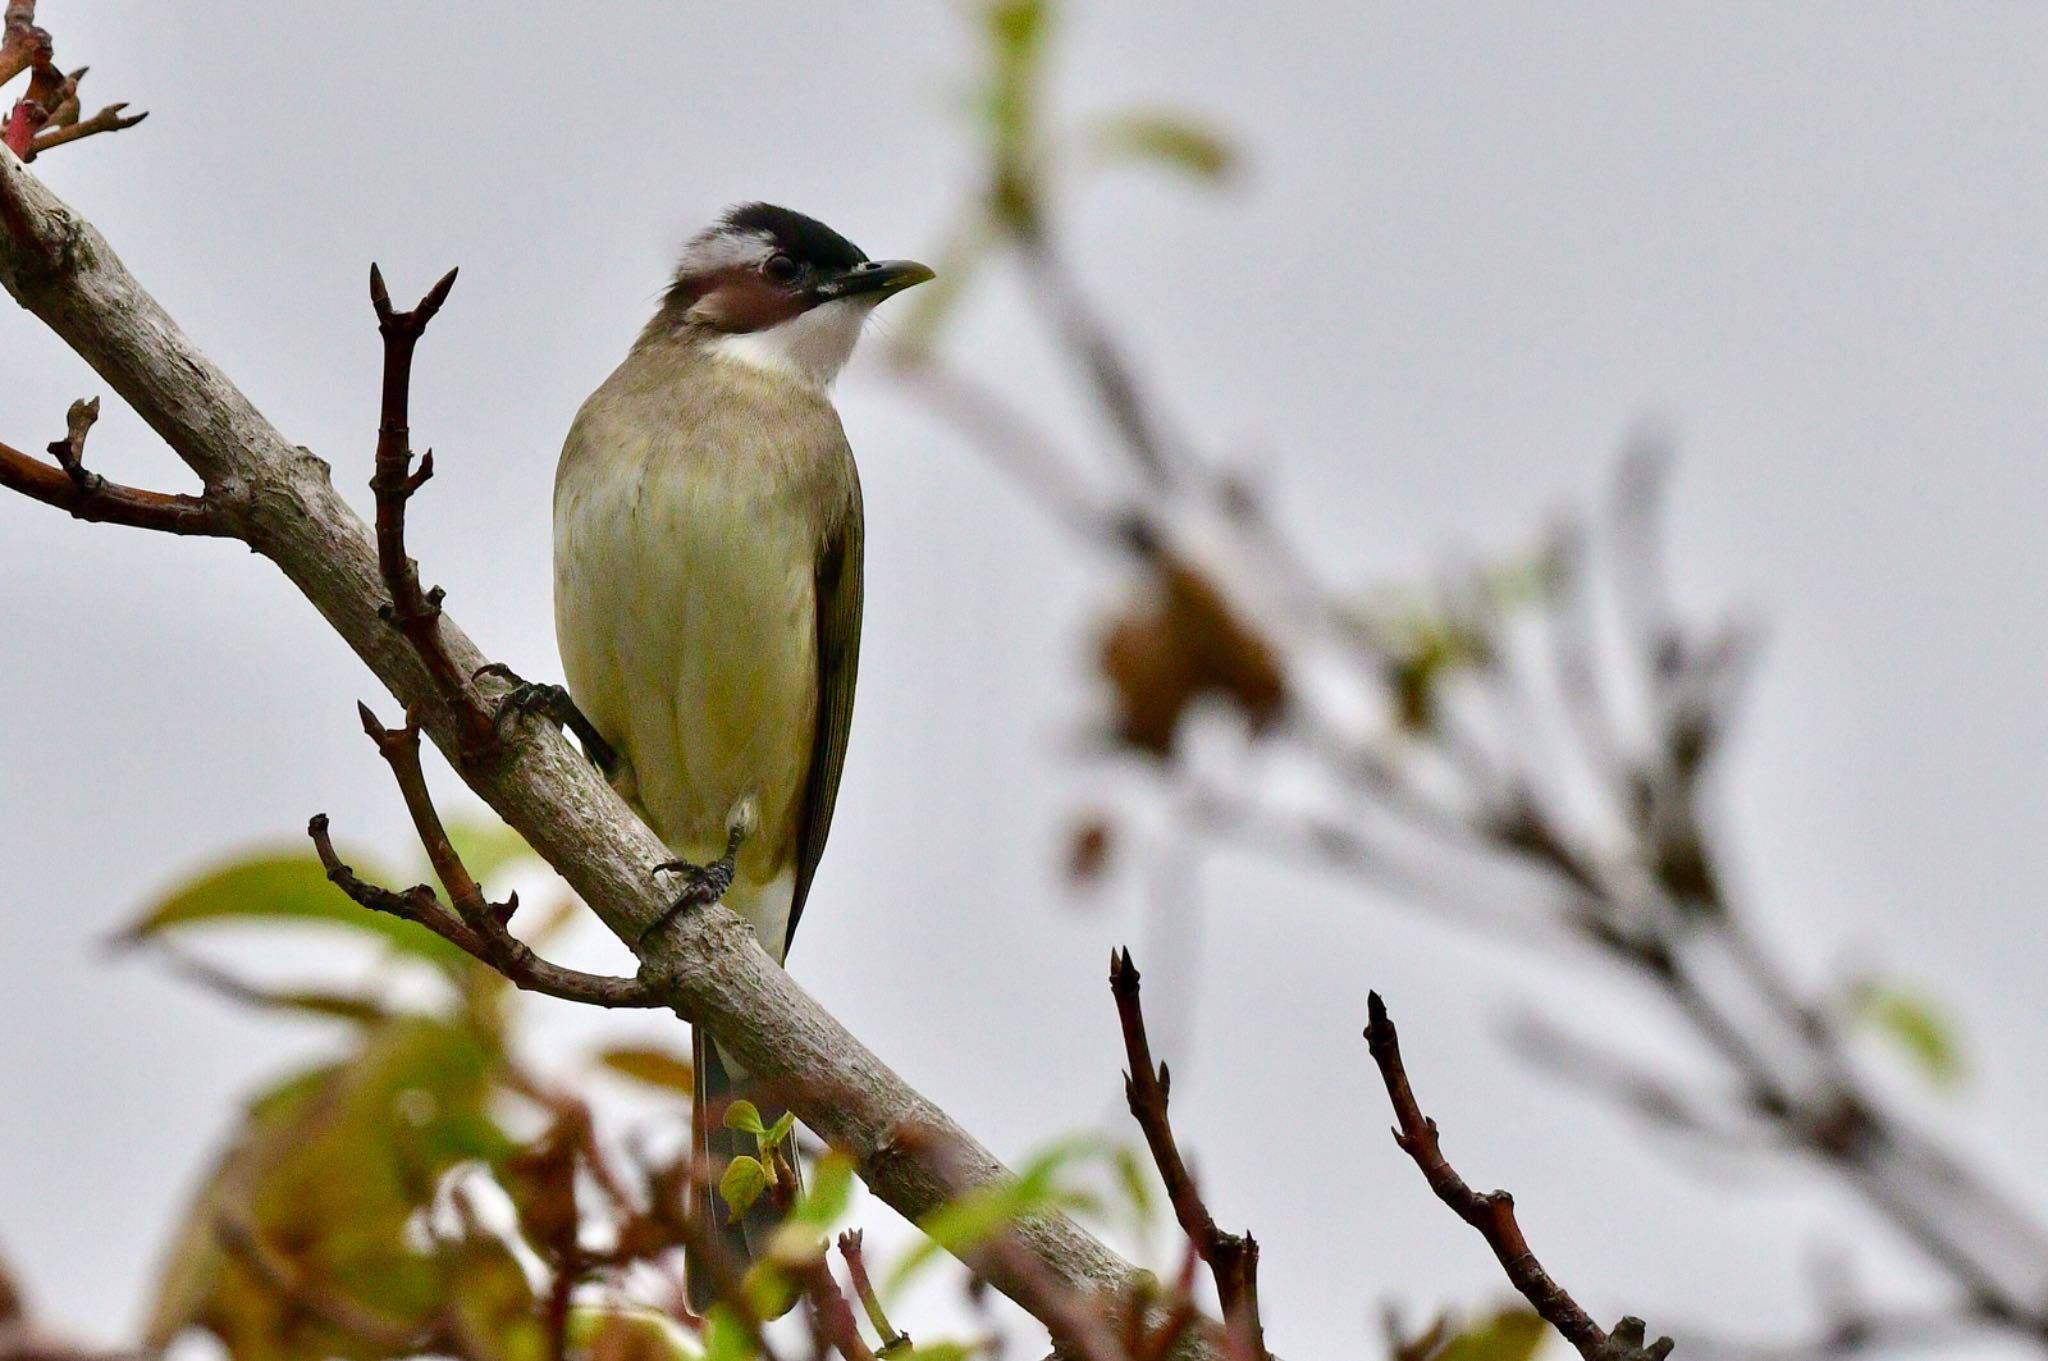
762, 1110, 796, 1151
886, 1136, 1106, 1293
125, 848, 467, 971
1434, 1310, 1547, 1361
701, 1306, 757, 1361
598, 1045, 695, 1095
1083, 111, 1236, 181
1849, 980, 1965, 1088
898, 1346, 978, 1361
723, 1099, 767, 1136
720, 1156, 770, 1222
1112, 1144, 1157, 1231
790, 1151, 855, 1230
442, 817, 539, 886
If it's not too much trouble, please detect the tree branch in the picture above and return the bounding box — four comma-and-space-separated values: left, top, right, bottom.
0, 398, 233, 535
1365, 992, 1673, 1361
1110, 948, 1265, 1361
366, 263, 498, 756
308, 703, 664, 1009
0, 147, 1184, 1353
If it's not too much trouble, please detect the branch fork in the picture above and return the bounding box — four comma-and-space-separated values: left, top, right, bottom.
0, 396, 234, 535
366, 263, 499, 757
310, 702, 662, 1010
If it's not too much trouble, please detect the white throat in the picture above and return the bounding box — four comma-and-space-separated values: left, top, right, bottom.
705, 297, 876, 389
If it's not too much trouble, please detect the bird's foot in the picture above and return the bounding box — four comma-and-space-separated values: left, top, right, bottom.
641, 819, 749, 946
473, 662, 619, 776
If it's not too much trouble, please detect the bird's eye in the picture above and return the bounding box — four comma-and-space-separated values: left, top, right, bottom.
762, 253, 800, 283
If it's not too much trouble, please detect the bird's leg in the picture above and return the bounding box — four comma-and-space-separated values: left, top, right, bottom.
643, 817, 750, 945
472, 662, 620, 777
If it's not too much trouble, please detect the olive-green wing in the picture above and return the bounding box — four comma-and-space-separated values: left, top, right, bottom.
785, 482, 863, 956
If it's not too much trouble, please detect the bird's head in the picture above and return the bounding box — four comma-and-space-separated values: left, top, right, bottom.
657, 202, 934, 388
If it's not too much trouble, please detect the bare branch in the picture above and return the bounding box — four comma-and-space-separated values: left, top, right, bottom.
1365, 992, 1673, 1361
365, 263, 497, 756
0, 400, 233, 536
27, 101, 143, 158
1110, 948, 1266, 1361
308, 706, 664, 1010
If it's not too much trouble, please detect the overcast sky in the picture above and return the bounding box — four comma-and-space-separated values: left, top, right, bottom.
6, 4, 2048, 1358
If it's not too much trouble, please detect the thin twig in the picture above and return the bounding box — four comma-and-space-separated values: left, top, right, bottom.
309, 705, 663, 1009
1110, 949, 1267, 1361
0, 401, 233, 536
1364, 992, 1673, 1361
26, 101, 142, 158
837, 1232, 910, 1355
365, 263, 496, 755
803, 1259, 881, 1361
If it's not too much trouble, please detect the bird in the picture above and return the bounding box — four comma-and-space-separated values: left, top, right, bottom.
544, 203, 931, 1304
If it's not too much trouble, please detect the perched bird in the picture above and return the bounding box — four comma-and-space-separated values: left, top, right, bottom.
548, 203, 931, 1302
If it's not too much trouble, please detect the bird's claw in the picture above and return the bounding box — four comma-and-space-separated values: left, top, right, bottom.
472, 662, 620, 776
642, 853, 737, 945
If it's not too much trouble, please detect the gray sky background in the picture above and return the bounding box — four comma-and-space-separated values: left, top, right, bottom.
5, 4, 2048, 1357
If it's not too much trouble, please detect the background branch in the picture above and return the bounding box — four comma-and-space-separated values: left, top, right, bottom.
1365, 992, 1673, 1361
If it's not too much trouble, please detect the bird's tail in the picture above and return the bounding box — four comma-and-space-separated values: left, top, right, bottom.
687, 1026, 804, 1314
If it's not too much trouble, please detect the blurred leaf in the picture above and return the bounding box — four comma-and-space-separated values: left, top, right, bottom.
723, 1100, 767, 1137
1380, 609, 1491, 734
889, 213, 996, 358
898, 1346, 978, 1361
143, 1015, 515, 1359
701, 1306, 755, 1361
886, 1137, 1104, 1293
1433, 1310, 1546, 1361
569, 1308, 697, 1361
1099, 559, 1286, 757
503, 1115, 581, 1257
125, 849, 468, 972
443, 817, 538, 887
720, 1156, 769, 1223
440, 1232, 545, 1361
1065, 815, 1115, 889
1111, 1144, 1156, 1231
1082, 110, 1235, 181
598, 1045, 695, 1095
789, 1152, 856, 1232
1848, 980, 1965, 1088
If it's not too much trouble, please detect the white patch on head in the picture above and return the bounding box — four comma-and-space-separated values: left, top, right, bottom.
705, 296, 879, 389
676, 225, 776, 276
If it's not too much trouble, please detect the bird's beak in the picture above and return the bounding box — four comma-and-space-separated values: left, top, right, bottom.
812, 258, 936, 301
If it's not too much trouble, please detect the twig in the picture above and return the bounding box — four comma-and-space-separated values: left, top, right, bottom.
803, 1259, 881, 1361
1013, 227, 1180, 491
0, 4, 50, 90
27, 101, 142, 158
309, 704, 663, 1009
1364, 992, 1673, 1361
1109, 949, 1266, 1361
837, 1231, 910, 1355
365, 263, 496, 755
0, 401, 233, 536
0, 6, 142, 161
